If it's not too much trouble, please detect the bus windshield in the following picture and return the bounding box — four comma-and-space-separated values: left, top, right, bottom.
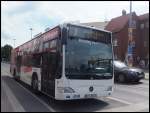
65, 25, 113, 80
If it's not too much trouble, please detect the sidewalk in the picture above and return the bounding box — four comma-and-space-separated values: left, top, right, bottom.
144, 70, 149, 80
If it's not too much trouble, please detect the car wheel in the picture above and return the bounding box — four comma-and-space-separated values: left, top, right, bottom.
118, 74, 126, 83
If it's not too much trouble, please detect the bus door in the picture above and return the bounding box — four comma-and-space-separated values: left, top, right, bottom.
41, 52, 55, 97
16, 55, 22, 76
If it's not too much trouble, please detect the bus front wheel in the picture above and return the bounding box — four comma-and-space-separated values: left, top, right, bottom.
13, 69, 17, 80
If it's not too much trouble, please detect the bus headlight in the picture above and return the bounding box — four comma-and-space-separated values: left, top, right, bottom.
57, 87, 75, 93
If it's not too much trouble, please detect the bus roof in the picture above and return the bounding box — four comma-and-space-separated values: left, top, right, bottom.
15, 23, 112, 50
15, 25, 60, 49
68, 23, 112, 34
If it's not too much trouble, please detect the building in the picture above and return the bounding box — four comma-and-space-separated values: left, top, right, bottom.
138, 13, 149, 67
81, 21, 109, 30
105, 10, 149, 66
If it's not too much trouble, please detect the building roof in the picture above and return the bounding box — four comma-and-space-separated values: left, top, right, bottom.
81, 21, 109, 30
105, 12, 136, 33
105, 12, 149, 33
138, 13, 149, 20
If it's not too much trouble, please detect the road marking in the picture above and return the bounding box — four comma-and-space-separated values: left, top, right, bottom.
2, 81, 25, 112
115, 82, 149, 89
96, 102, 149, 112
15, 80, 55, 112
114, 86, 149, 97
107, 96, 132, 105
115, 84, 149, 92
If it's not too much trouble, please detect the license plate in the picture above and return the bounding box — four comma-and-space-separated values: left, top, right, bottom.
85, 94, 97, 98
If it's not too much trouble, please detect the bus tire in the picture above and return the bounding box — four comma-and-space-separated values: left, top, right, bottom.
32, 74, 39, 94
13, 69, 17, 80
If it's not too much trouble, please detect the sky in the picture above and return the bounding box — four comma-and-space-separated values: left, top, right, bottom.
1, 1, 149, 47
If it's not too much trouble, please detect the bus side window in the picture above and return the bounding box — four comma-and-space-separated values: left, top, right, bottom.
42, 38, 62, 80
55, 52, 62, 79
22, 54, 28, 66
55, 38, 62, 79
26, 55, 32, 67
32, 54, 41, 67
40, 56, 42, 66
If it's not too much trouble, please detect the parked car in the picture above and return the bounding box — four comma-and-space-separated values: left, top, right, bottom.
113, 60, 145, 83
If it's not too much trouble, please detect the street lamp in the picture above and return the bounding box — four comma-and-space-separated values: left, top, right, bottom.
30, 28, 33, 39
13, 39, 16, 48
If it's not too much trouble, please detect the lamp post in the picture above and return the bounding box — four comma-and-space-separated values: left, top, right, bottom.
13, 38, 16, 48
30, 28, 33, 39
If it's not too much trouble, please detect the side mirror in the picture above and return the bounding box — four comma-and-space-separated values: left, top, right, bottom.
62, 27, 67, 45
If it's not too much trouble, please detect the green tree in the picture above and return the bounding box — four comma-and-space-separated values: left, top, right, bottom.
1, 44, 13, 62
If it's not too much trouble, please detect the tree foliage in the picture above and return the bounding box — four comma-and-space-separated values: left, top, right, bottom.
1, 44, 13, 61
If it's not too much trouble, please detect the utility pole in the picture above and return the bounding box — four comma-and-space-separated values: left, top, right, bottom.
126, 1, 133, 67
129, 1, 132, 24
13, 39, 16, 48
30, 28, 33, 39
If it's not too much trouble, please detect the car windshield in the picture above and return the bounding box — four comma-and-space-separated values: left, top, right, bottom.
65, 37, 113, 79
114, 61, 127, 68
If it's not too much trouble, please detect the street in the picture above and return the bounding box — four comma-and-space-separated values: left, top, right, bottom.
1, 63, 149, 112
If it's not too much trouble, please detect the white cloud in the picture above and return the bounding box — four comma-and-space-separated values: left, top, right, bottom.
1, 1, 26, 13
1, 1, 149, 47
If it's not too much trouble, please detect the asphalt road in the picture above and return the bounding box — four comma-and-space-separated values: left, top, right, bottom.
1, 63, 149, 112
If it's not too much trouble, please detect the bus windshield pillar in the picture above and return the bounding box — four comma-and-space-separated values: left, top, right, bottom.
62, 44, 66, 79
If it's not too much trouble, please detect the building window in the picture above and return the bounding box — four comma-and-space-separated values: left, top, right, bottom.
144, 41, 147, 47
146, 21, 149, 28
140, 23, 144, 29
113, 38, 118, 46
131, 41, 135, 47
114, 54, 118, 60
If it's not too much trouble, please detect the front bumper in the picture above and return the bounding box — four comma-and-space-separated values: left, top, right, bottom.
127, 72, 145, 82
55, 91, 112, 100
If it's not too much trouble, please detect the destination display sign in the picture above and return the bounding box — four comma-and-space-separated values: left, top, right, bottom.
68, 25, 111, 44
